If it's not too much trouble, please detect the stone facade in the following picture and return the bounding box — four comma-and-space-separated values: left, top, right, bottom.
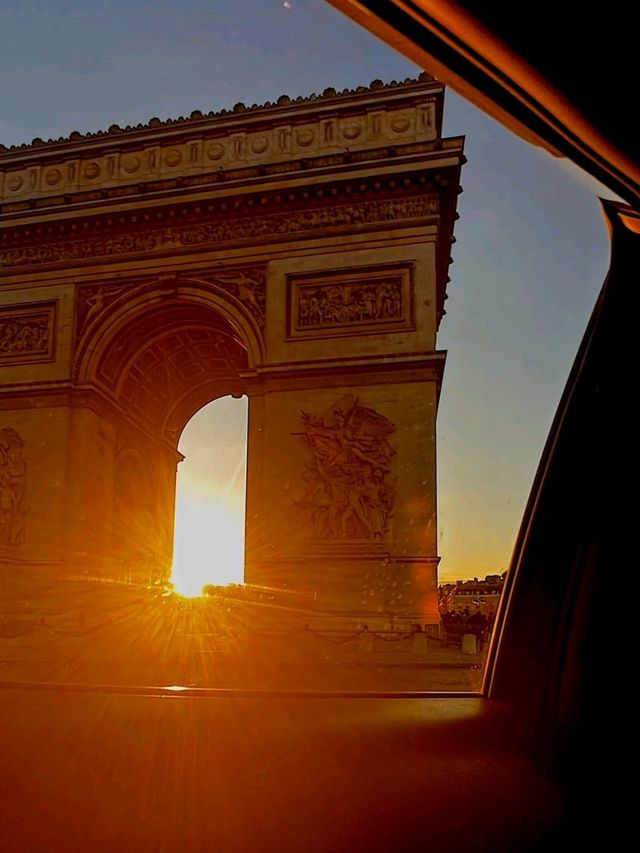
0, 75, 464, 623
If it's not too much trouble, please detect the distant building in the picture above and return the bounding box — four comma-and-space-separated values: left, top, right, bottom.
438, 573, 506, 616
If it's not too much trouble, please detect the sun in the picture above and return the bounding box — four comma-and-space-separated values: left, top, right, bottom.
171, 500, 244, 597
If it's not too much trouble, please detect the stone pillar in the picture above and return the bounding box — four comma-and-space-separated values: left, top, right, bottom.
0, 408, 70, 566
243, 239, 444, 625
244, 375, 441, 623
60, 404, 178, 580
62, 406, 117, 572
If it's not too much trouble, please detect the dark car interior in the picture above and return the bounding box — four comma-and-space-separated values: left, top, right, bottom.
2, 3, 636, 850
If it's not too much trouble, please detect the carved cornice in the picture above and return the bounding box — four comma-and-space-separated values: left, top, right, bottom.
0, 188, 440, 272
0, 383, 184, 458
257, 352, 446, 395
0, 77, 444, 210
0, 138, 463, 223
0, 74, 436, 155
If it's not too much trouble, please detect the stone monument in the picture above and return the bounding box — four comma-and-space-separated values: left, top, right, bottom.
0, 75, 464, 626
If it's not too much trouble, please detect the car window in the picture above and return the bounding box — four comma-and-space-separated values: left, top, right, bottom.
0, 0, 609, 693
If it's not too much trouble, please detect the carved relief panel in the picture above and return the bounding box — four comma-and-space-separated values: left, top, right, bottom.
296, 394, 396, 540
0, 427, 28, 547
75, 284, 127, 340
287, 264, 414, 340
0, 302, 56, 364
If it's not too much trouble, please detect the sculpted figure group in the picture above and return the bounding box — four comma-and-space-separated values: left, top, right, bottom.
298, 395, 396, 540
0, 427, 28, 547
0, 316, 49, 356
298, 280, 402, 329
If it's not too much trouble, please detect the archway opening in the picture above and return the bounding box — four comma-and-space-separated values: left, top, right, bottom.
171, 395, 248, 597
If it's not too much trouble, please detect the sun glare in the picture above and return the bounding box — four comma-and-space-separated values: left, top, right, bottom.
171, 500, 244, 596
170, 396, 248, 597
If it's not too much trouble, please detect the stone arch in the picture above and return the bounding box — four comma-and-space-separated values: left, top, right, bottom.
73, 277, 260, 446
64, 279, 260, 577
75, 275, 264, 387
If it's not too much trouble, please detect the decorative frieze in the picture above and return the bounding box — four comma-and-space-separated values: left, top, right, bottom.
1, 195, 438, 271
0, 99, 437, 205
288, 264, 414, 340
0, 302, 56, 363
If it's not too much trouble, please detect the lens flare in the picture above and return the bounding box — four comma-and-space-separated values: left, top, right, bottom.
171, 500, 244, 597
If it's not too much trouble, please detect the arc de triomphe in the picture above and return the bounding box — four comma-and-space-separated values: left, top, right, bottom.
0, 75, 463, 624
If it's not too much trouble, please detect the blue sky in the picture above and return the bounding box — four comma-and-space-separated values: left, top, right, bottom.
0, 0, 611, 581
